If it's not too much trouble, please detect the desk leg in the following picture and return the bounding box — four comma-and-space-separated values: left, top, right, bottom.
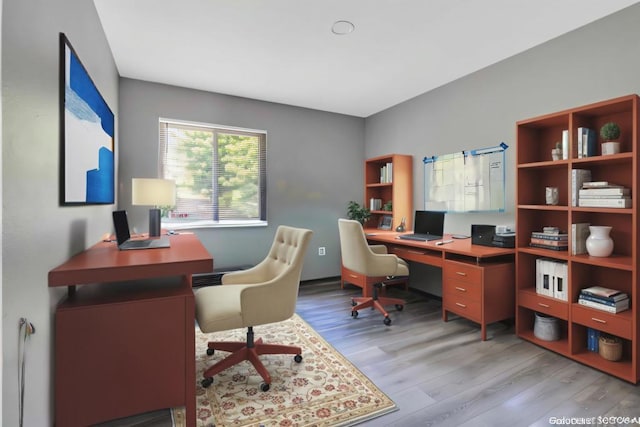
184, 276, 196, 427
185, 295, 196, 426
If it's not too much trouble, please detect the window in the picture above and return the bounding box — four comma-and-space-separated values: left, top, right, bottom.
159, 119, 267, 228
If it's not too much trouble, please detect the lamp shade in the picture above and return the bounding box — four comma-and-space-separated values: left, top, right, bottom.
132, 178, 176, 207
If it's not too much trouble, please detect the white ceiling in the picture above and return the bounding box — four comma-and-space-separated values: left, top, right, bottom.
94, 0, 639, 118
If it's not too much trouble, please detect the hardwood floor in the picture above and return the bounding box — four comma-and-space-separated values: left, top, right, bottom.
102, 279, 639, 426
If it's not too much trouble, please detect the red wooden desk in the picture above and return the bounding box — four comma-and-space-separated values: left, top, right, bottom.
49, 233, 213, 427
357, 231, 515, 341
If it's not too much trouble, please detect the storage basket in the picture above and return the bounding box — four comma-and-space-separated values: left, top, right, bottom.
533, 312, 560, 341
599, 335, 622, 361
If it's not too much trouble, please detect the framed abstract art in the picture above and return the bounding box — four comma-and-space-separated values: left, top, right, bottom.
59, 33, 115, 205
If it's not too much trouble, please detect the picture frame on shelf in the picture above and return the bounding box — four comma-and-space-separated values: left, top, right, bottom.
378, 215, 393, 230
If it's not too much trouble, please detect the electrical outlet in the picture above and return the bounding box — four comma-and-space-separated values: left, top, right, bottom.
318, 247, 326, 256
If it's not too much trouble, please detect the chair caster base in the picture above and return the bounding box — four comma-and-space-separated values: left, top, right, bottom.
384, 316, 392, 326
201, 377, 214, 388
261, 383, 270, 392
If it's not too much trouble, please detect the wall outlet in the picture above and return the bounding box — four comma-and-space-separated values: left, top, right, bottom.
318, 247, 326, 256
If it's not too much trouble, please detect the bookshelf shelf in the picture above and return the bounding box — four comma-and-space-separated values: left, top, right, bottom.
516, 94, 639, 384
363, 154, 413, 231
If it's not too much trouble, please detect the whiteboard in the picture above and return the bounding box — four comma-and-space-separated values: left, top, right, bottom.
424, 143, 507, 212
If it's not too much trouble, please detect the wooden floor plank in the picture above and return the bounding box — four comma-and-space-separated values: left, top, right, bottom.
109, 280, 639, 426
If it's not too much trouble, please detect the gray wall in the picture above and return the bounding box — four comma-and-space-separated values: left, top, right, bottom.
365, 4, 640, 294
2, 1, 119, 425
118, 79, 365, 280
3, 1, 640, 425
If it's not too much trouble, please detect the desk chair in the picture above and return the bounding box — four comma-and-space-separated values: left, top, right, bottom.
194, 225, 313, 391
338, 219, 409, 325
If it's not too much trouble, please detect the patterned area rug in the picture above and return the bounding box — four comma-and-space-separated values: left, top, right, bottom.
173, 314, 396, 426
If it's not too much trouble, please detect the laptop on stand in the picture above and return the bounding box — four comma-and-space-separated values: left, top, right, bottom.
398, 210, 445, 241
112, 210, 171, 250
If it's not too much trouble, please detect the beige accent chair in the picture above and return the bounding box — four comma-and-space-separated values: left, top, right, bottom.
338, 218, 409, 326
194, 225, 313, 391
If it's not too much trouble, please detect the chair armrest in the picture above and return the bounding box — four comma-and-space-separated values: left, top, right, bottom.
369, 245, 388, 255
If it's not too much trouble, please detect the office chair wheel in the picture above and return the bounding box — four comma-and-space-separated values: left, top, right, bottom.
396, 304, 404, 311
206, 348, 215, 356
260, 383, 270, 392
294, 354, 303, 363
384, 317, 392, 326
201, 377, 214, 388
351, 300, 357, 306
352, 310, 359, 318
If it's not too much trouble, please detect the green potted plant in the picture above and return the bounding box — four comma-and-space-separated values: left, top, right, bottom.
347, 201, 371, 225
600, 122, 621, 155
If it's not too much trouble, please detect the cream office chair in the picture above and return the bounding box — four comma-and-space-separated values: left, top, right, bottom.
194, 225, 313, 391
338, 218, 409, 326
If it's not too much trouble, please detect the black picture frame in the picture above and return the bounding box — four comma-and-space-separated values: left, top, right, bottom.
59, 33, 115, 205
378, 215, 393, 230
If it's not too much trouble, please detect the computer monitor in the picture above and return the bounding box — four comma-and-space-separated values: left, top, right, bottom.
414, 210, 445, 236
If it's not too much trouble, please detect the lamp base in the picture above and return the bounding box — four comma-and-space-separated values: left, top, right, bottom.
149, 208, 161, 237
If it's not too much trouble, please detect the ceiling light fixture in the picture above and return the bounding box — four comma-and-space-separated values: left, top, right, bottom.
331, 20, 355, 35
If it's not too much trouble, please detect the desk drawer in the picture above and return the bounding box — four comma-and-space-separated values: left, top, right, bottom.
444, 292, 481, 322
389, 245, 443, 267
443, 278, 481, 301
572, 305, 632, 340
518, 290, 568, 320
444, 260, 482, 286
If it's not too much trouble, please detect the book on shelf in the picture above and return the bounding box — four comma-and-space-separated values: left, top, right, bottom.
587, 328, 600, 352
530, 237, 567, 246
578, 297, 629, 313
571, 223, 590, 255
582, 181, 622, 188
577, 127, 597, 158
530, 242, 568, 251
571, 169, 592, 206
535, 258, 553, 297
581, 285, 628, 301
579, 187, 630, 197
530, 231, 568, 241
380, 163, 393, 183
579, 292, 629, 307
578, 197, 631, 208
535, 258, 568, 300
562, 130, 569, 160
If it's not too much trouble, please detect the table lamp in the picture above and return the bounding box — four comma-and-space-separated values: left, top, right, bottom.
131, 178, 176, 237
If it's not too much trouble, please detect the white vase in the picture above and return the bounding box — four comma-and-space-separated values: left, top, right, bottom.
586, 226, 614, 257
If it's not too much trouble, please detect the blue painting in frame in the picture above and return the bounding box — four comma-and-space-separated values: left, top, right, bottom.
60, 33, 115, 205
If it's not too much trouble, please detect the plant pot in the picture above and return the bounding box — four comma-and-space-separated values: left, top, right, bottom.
551, 148, 562, 161
533, 312, 560, 341
586, 226, 614, 257
601, 141, 620, 155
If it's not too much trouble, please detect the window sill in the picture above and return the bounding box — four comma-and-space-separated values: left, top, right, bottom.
162, 219, 268, 230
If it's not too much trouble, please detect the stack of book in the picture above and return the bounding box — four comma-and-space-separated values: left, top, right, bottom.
578, 181, 631, 208
578, 285, 630, 313
530, 227, 568, 251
